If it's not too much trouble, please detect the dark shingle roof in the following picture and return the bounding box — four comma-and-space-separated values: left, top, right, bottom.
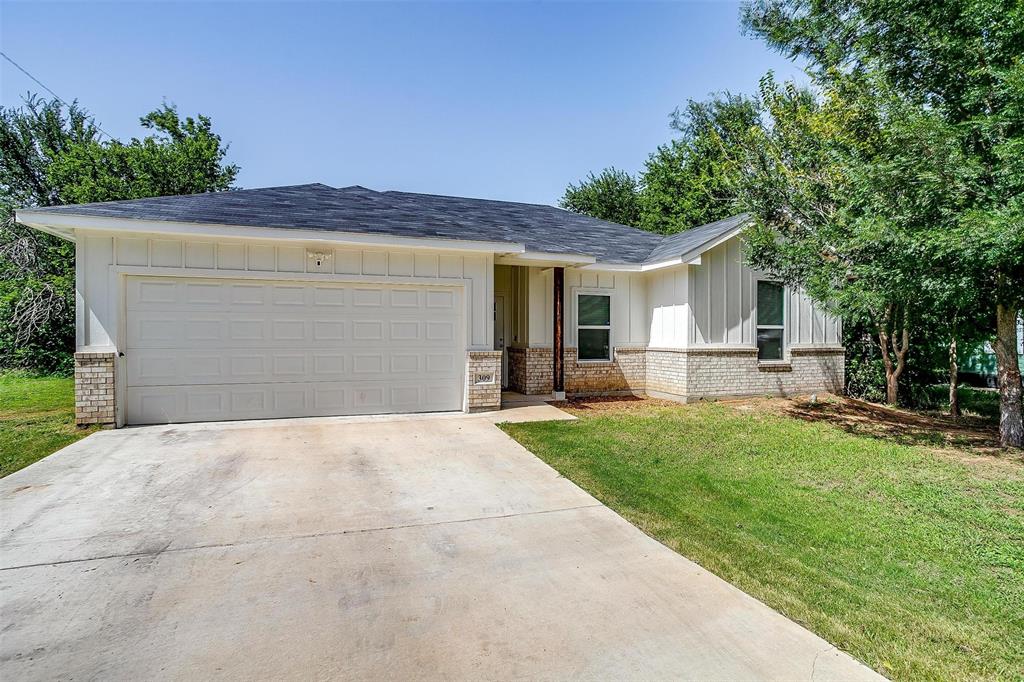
382, 190, 665, 263
643, 213, 752, 263
28, 184, 476, 240
23, 184, 748, 265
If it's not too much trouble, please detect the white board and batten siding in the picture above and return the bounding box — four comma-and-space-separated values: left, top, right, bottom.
526, 267, 648, 349
76, 232, 494, 424
654, 237, 841, 349
647, 265, 691, 348
519, 236, 838, 353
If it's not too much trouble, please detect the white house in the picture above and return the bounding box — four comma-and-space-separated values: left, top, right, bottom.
17, 183, 843, 427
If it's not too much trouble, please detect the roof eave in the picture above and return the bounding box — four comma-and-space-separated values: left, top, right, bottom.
15, 216, 77, 242
496, 251, 597, 267
642, 219, 752, 267
15, 210, 526, 255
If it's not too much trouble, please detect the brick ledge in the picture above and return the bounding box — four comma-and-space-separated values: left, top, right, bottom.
789, 346, 845, 356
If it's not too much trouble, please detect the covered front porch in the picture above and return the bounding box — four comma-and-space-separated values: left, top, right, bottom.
491, 262, 648, 407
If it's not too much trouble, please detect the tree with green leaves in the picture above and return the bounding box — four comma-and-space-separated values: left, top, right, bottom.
562, 93, 759, 234
559, 167, 640, 227
0, 95, 239, 372
741, 0, 1024, 443
638, 93, 760, 234
0, 97, 97, 372
738, 73, 976, 407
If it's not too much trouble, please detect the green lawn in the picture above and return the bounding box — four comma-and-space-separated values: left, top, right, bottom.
501, 399, 1024, 681
0, 372, 99, 477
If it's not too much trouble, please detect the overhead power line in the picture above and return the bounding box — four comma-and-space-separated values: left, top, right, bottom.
1, 50, 114, 139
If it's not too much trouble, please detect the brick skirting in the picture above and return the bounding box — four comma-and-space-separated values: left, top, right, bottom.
508, 346, 646, 396
508, 345, 844, 401
507, 346, 553, 395
74, 351, 116, 427
647, 346, 844, 401
566, 347, 645, 395
645, 348, 689, 398
466, 350, 503, 412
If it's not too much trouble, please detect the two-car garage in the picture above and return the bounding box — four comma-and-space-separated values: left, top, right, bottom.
123, 276, 466, 424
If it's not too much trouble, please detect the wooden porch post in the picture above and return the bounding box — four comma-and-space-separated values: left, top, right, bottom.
553, 266, 565, 400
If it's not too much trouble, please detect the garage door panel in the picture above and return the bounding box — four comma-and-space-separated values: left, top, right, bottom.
183, 282, 225, 305
127, 379, 464, 424
131, 317, 459, 350
127, 348, 464, 387
125, 276, 465, 424
425, 288, 456, 309
131, 279, 179, 305
128, 281, 365, 312
351, 288, 384, 307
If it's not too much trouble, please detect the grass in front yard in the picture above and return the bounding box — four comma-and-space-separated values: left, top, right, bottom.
0, 372, 99, 477
501, 397, 1023, 681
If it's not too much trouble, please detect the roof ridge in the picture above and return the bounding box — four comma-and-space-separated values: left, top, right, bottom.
384, 189, 556, 210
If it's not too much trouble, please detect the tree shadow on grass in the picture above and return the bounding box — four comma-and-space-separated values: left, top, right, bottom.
781, 396, 1018, 460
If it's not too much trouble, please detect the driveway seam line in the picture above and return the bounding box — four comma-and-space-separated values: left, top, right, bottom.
0, 502, 605, 572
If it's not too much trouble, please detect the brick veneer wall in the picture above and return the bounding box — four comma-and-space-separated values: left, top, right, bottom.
646, 348, 690, 398
74, 351, 116, 427
511, 345, 844, 401
647, 346, 845, 401
566, 346, 645, 395
507, 346, 553, 395
683, 346, 844, 398
508, 346, 645, 396
506, 347, 531, 394
466, 350, 503, 411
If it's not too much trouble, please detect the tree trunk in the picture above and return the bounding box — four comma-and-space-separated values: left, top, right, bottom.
949, 335, 960, 418
885, 372, 899, 405
994, 302, 1023, 448
877, 303, 910, 406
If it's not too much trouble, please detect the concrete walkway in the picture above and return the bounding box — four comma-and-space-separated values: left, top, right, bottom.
1, 407, 882, 681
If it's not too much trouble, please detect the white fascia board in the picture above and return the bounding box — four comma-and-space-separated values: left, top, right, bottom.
15, 210, 525, 254
642, 257, 686, 271
495, 251, 596, 267
13, 215, 76, 241
577, 261, 640, 272
578, 257, 686, 272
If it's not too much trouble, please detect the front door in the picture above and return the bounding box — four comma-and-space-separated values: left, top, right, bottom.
494, 295, 509, 389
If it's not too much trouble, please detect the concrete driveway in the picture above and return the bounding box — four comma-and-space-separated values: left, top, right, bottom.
1, 407, 882, 681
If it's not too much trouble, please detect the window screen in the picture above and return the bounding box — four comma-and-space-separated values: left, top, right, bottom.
756, 282, 785, 360
578, 294, 611, 361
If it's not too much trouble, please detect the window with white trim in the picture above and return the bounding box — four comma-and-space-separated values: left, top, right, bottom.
756, 281, 785, 361
577, 293, 611, 361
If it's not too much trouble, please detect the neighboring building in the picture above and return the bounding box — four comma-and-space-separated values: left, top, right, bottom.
17, 184, 843, 427
960, 316, 1024, 387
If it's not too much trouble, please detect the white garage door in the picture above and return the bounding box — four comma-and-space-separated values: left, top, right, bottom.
124, 276, 465, 424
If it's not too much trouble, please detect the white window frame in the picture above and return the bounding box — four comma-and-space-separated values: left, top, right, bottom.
755, 280, 786, 362
575, 290, 612, 362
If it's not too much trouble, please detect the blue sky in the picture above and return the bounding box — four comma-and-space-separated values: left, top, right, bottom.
1, 1, 803, 205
